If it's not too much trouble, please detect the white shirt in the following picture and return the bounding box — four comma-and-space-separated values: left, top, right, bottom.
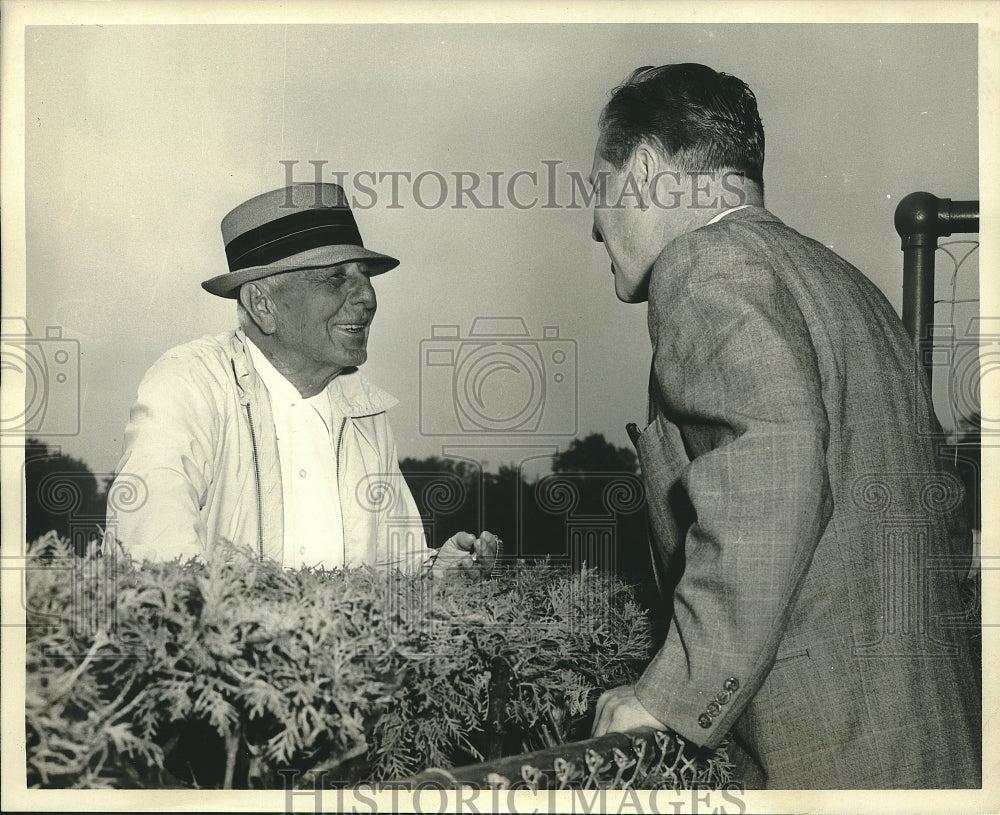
245, 338, 345, 570
707, 204, 752, 225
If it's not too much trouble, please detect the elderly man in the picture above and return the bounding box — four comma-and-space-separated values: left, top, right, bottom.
109, 182, 495, 574
587, 64, 980, 788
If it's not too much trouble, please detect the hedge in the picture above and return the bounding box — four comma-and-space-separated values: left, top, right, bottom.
24, 533, 731, 789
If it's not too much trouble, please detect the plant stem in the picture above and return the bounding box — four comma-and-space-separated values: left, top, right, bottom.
485, 656, 514, 761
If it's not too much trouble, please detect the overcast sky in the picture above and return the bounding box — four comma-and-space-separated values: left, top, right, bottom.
20, 22, 979, 478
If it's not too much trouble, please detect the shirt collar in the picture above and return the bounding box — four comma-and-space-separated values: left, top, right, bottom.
707, 204, 753, 225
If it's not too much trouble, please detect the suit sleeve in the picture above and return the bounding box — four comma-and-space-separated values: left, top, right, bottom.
107, 354, 218, 563
634, 232, 834, 747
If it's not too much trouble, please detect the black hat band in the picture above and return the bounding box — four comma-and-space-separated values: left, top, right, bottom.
225, 208, 364, 272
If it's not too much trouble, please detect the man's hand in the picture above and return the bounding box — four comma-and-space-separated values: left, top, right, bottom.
591, 684, 667, 738
429, 530, 500, 578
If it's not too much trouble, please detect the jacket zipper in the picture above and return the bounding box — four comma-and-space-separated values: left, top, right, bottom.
336, 416, 347, 567
245, 402, 265, 561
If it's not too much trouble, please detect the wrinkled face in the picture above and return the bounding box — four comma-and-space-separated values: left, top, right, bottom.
590, 140, 655, 304
268, 261, 377, 374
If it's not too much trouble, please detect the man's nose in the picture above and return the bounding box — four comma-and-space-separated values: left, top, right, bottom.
592, 223, 604, 243
349, 274, 377, 309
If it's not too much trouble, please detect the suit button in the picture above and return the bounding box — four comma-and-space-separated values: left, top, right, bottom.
698, 713, 712, 729
707, 702, 722, 716
715, 690, 731, 705
723, 677, 740, 692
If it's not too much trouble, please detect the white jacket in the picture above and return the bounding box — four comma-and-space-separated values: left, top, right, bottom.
108, 329, 429, 569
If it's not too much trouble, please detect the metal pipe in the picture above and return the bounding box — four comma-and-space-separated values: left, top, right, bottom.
939, 199, 979, 236
894, 193, 979, 388
895, 192, 940, 353
900, 243, 938, 364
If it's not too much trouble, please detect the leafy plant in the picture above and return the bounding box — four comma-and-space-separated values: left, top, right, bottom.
25, 534, 660, 789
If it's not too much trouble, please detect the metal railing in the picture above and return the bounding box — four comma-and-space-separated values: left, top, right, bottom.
894, 192, 980, 388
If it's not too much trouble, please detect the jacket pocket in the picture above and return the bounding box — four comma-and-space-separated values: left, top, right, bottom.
635, 415, 690, 484
757, 647, 823, 758
771, 646, 811, 667
636, 415, 695, 589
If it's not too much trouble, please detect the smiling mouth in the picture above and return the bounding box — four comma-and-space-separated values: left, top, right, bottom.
336, 324, 368, 334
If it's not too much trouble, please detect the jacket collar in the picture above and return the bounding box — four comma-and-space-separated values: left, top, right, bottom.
702, 204, 782, 227
229, 329, 398, 417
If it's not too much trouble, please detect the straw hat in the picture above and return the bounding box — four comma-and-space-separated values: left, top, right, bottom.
201, 182, 399, 298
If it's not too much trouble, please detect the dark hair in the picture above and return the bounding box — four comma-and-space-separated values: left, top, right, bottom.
599, 63, 765, 186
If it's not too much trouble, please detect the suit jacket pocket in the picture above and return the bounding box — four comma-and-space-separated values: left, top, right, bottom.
635, 415, 694, 593
754, 647, 824, 763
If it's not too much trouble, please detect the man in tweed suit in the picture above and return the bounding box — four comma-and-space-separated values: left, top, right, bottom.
588, 63, 980, 789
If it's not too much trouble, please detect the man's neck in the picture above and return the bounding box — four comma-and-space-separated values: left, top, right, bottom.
244, 332, 342, 399
676, 176, 764, 234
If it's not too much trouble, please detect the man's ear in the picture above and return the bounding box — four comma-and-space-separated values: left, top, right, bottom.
239, 281, 278, 335
630, 142, 660, 209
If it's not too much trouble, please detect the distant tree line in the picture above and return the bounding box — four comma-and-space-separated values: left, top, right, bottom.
22, 434, 655, 593
399, 433, 655, 600
22, 421, 984, 619
23, 420, 983, 602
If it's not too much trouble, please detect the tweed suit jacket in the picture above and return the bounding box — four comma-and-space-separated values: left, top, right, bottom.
632, 206, 981, 789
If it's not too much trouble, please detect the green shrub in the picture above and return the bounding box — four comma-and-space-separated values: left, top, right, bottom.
25, 533, 662, 789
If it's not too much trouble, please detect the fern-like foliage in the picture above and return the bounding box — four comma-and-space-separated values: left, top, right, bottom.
24, 534, 656, 789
